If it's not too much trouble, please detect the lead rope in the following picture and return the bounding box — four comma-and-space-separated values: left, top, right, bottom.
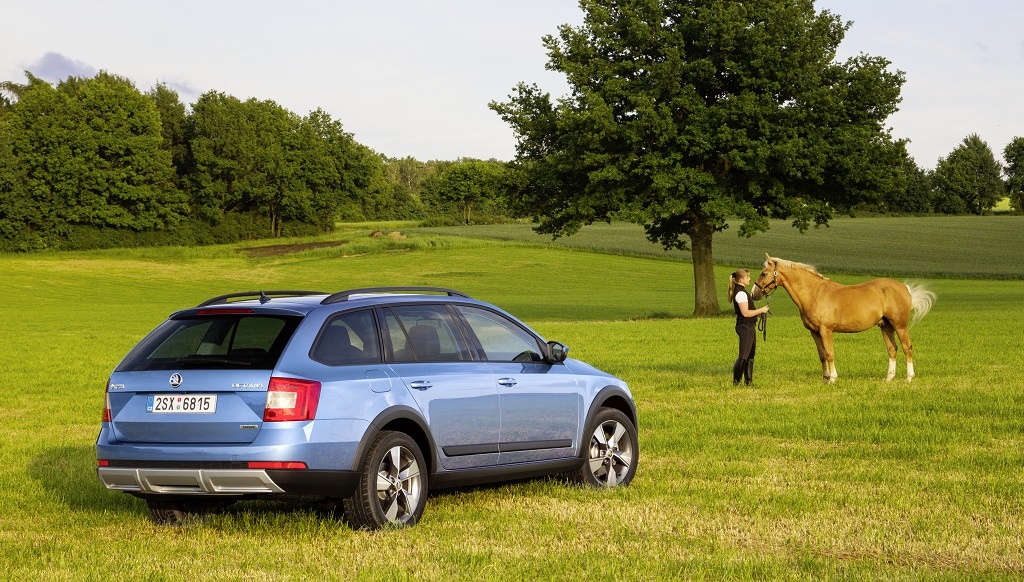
755, 273, 776, 342
757, 298, 769, 341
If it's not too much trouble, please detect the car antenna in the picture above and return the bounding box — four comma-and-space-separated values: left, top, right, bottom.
259, 291, 270, 304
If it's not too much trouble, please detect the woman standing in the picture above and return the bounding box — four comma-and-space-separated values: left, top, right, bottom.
728, 269, 770, 385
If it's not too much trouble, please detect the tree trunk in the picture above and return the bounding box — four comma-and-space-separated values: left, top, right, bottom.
689, 216, 719, 317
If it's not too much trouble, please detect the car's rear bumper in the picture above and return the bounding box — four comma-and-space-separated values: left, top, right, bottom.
97, 465, 358, 497
95, 418, 369, 468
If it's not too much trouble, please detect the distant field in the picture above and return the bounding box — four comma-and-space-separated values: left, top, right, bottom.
415, 215, 1024, 279
1, 223, 1022, 579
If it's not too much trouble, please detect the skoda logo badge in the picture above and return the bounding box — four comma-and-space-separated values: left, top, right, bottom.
169, 373, 183, 388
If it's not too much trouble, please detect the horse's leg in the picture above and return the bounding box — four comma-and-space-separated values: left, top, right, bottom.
820, 328, 838, 383
879, 321, 899, 382
895, 324, 915, 382
810, 330, 830, 383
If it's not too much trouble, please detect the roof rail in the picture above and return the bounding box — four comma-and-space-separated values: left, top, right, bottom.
197, 290, 327, 307
321, 286, 469, 305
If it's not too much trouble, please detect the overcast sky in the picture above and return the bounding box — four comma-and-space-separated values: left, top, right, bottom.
3, 1, 1022, 168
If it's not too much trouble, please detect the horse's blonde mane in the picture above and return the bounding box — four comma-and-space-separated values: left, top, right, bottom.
774, 258, 831, 282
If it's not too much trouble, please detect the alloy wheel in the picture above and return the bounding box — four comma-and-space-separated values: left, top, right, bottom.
375, 444, 423, 524
587, 419, 634, 487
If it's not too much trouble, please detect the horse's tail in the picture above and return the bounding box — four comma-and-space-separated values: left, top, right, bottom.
906, 283, 936, 327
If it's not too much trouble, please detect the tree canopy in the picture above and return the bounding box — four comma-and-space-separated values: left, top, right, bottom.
931, 134, 1004, 215
421, 159, 508, 225
1, 72, 186, 249
884, 155, 932, 214
491, 0, 908, 315
2, 45, 1015, 257
0, 73, 424, 250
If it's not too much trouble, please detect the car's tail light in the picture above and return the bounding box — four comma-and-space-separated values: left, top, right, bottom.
248, 461, 307, 469
264, 377, 321, 422
102, 379, 112, 423
97, 459, 110, 467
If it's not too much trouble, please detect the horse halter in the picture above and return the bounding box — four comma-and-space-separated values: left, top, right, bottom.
754, 269, 779, 298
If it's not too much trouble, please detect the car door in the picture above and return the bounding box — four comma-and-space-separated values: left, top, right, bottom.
382, 304, 500, 470
453, 305, 579, 464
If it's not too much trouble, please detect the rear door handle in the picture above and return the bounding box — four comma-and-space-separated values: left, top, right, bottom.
497, 377, 517, 387
409, 380, 432, 390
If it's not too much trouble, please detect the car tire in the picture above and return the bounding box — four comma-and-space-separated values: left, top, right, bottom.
576, 407, 638, 488
343, 431, 428, 530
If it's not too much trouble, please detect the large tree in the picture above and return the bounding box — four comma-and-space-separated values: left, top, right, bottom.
1003, 136, 1024, 213
931, 134, 1004, 215
188, 92, 305, 235
3, 72, 185, 245
188, 93, 395, 235
491, 0, 907, 315
66, 72, 187, 230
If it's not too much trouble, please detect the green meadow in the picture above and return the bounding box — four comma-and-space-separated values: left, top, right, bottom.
1, 217, 1023, 580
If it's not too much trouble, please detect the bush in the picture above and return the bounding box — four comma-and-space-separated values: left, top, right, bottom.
419, 216, 464, 227
418, 213, 515, 228
49, 214, 333, 251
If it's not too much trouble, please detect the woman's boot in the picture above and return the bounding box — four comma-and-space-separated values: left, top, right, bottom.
733, 358, 744, 385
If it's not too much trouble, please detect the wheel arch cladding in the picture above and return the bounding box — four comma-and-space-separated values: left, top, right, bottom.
358, 405, 436, 475
593, 386, 638, 429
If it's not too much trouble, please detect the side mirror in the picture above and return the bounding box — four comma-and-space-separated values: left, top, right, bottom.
546, 341, 569, 363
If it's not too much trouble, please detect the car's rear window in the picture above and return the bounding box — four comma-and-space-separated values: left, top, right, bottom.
116, 314, 302, 371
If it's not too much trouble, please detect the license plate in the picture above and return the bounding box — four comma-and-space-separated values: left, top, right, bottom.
147, 394, 218, 414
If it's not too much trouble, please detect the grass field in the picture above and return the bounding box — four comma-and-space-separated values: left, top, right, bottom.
1, 218, 1023, 580
415, 215, 1024, 279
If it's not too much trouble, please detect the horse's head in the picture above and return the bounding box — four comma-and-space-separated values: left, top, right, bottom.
751, 253, 780, 300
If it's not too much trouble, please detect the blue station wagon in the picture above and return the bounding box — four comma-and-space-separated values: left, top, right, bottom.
96, 287, 638, 529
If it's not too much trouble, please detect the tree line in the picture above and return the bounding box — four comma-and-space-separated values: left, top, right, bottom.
1, 62, 1022, 256
0, 72, 510, 251
888, 133, 1024, 216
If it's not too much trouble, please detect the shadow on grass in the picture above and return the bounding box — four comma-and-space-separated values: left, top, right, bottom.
27, 445, 581, 527
29, 444, 140, 516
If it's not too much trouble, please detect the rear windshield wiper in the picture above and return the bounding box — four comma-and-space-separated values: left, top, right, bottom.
175, 355, 255, 368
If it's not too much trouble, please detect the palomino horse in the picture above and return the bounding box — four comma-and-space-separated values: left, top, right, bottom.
751, 254, 936, 383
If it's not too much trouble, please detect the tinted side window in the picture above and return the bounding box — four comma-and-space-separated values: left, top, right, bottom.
454, 305, 543, 362
118, 315, 301, 371
384, 305, 470, 362
311, 309, 381, 366
383, 310, 415, 363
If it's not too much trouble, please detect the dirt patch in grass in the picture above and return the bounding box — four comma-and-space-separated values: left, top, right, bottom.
236, 241, 347, 257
